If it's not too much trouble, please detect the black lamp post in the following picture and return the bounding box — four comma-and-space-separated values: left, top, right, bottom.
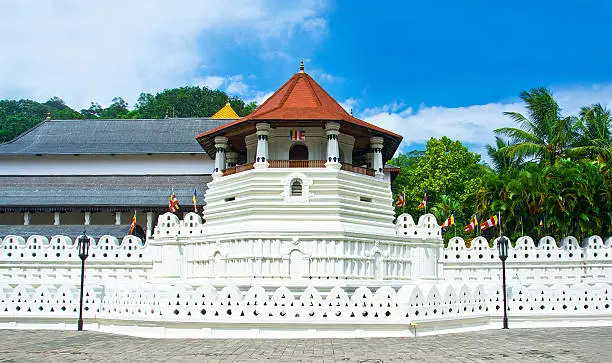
77, 231, 91, 331
497, 235, 509, 329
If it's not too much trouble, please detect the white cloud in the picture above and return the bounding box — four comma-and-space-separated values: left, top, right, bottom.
195, 76, 225, 90
361, 84, 612, 164
225, 75, 249, 96
0, 0, 330, 108
340, 98, 359, 113
309, 68, 343, 84
250, 91, 274, 106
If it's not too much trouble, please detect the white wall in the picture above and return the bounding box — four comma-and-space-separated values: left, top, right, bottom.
0, 154, 213, 175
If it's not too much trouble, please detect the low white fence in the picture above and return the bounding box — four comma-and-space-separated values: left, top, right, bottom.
0, 280, 610, 338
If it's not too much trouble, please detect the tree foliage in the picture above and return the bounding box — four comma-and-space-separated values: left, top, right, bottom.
391, 88, 611, 244
390, 137, 485, 235
0, 87, 258, 143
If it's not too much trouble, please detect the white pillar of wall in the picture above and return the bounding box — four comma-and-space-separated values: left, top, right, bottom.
212, 136, 228, 180
325, 122, 341, 169
226, 151, 237, 168
53, 212, 60, 226
84, 212, 91, 225
370, 136, 384, 179
146, 212, 153, 238
23, 212, 30, 225
115, 211, 122, 225
254, 122, 270, 168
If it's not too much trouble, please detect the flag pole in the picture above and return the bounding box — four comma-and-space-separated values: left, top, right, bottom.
402, 186, 406, 214
498, 211, 502, 237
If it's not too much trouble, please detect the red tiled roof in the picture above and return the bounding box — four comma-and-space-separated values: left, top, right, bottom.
196, 71, 402, 139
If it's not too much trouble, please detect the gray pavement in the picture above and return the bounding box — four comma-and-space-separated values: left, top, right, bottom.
0, 327, 609, 362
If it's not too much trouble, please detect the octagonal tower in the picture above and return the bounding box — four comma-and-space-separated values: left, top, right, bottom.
150, 62, 443, 286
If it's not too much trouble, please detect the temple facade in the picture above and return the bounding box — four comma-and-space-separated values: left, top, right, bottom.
0, 106, 238, 239
0, 63, 610, 338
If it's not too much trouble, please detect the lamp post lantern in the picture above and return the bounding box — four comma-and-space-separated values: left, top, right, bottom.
497, 235, 509, 329
77, 231, 91, 331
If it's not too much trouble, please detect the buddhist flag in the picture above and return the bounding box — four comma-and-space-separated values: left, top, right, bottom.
464, 213, 478, 233
192, 187, 198, 213
395, 193, 405, 208
128, 211, 137, 235
169, 191, 180, 213
441, 213, 455, 229
417, 191, 427, 209
480, 214, 499, 231
290, 129, 305, 141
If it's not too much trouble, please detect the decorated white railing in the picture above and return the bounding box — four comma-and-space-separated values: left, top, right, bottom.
0, 234, 153, 283
0, 281, 609, 338
443, 235, 612, 283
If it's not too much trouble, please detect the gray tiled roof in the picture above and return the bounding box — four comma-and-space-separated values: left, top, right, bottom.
0, 118, 234, 155
0, 224, 132, 240
0, 175, 211, 208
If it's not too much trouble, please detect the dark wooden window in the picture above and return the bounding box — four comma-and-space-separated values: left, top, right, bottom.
289, 144, 308, 160
291, 180, 302, 196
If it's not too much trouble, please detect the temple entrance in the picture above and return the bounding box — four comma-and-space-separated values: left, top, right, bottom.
289, 144, 308, 160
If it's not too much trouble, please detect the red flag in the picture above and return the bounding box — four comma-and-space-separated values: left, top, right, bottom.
417, 191, 427, 209
128, 211, 137, 235
480, 215, 498, 231
464, 214, 478, 233
395, 193, 405, 208
169, 192, 180, 213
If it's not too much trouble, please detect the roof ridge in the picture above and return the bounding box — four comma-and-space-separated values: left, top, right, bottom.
278, 73, 302, 108
303, 73, 323, 107
0, 119, 48, 146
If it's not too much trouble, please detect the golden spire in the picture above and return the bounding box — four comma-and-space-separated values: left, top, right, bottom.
211, 98, 239, 119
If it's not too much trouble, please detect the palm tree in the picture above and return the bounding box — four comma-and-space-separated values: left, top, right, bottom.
495, 88, 579, 165
486, 136, 524, 173
571, 103, 612, 162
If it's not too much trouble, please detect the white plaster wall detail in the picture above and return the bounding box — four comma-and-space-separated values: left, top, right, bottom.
281, 172, 314, 203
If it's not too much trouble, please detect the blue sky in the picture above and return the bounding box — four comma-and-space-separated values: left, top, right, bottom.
2, 0, 612, 161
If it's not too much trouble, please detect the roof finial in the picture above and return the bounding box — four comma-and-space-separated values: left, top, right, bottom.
299, 59, 305, 73
227, 96, 231, 105
46, 112, 51, 120
350, 108, 353, 116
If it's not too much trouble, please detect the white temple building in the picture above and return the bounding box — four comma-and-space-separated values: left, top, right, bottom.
0, 62, 610, 338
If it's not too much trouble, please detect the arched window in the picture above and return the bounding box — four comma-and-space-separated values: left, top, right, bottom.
291, 179, 302, 196
289, 144, 308, 160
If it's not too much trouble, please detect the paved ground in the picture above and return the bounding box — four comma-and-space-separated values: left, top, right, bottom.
0, 327, 610, 362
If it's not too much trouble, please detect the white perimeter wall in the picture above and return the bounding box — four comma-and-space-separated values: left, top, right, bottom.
0, 154, 214, 175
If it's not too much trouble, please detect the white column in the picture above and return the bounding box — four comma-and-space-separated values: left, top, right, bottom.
254, 122, 270, 168
84, 212, 91, 225
115, 211, 122, 225
212, 136, 228, 179
325, 122, 341, 169
146, 212, 153, 237
53, 212, 60, 226
23, 212, 30, 225
370, 136, 384, 179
